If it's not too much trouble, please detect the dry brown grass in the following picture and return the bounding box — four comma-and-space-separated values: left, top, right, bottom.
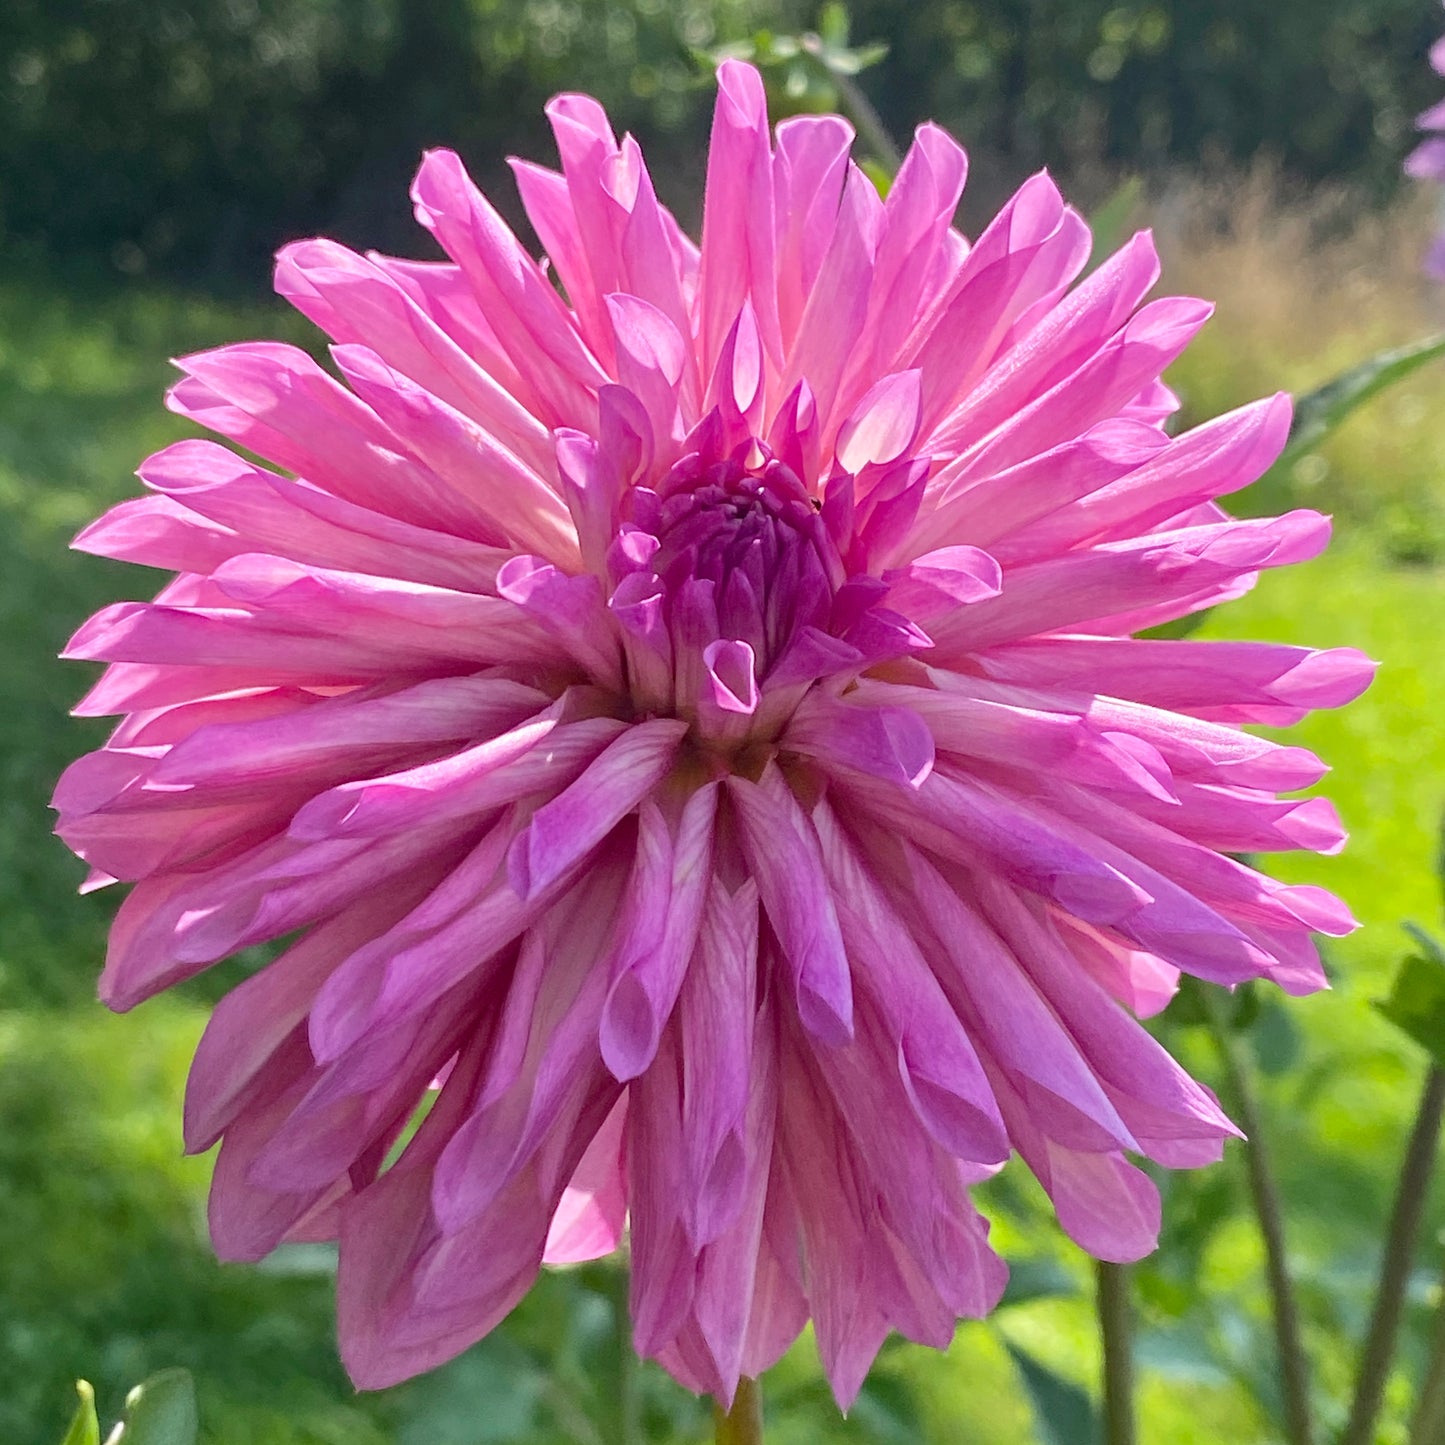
1143, 166, 1445, 549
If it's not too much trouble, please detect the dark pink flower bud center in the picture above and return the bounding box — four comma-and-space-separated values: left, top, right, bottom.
605, 448, 854, 747
649, 455, 839, 677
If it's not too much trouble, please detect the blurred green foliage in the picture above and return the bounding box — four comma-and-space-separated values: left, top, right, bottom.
57, 1383, 100, 1445
2, 0, 1443, 283
103, 1370, 200, 1445
1377, 928, 1445, 1065
0, 0, 796, 282
850, 0, 1442, 195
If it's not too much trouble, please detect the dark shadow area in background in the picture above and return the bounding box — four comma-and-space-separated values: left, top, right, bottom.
0, 0, 1441, 294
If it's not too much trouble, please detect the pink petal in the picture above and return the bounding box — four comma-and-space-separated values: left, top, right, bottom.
331, 344, 575, 562
678, 880, 760, 1247
784, 691, 936, 789
506, 718, 687, 899
289, 715, 626, 843
599, 784, 719, 1081
978, 638, 1377, 726
727, 766, 854, 1045
698, 59, 783, 375
772, 114, 854, 349
812, 800, 1008, 1165
703, 637, 760, 715
544, 1096, 628, 1264
409, 148, 609, 429
779, 165, 882, 435
882, 544, 1003, 618
1049, 1144, 1162, 1261
835, 370, 924, 473
273, 238, 553, 470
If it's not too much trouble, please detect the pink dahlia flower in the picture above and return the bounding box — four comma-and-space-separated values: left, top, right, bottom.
57, 61, 1370, 1407
1407, 10, 1445, 278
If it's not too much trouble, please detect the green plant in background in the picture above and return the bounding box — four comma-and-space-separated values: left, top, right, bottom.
699, 1, 896, 179
1354, 924, 1445, 1445
1277, 335, 1445, 474
1, 0, 1441, 285
58, 1372, 197, 1445
56, 1384, 100, 1445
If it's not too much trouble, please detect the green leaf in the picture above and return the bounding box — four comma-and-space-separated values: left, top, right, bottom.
1406, 920, 1445, 965
816, 2, 851, 50
848, 1371, 927, 1444
848, 42, 890, 71
1149, 1173, 1236, 1280
1005, 1343, 1101, 1445
1278, 332, 1445, 470
1086, 176, 1143, 274
1135, 1324, 1232, 1386
1163, 975, 1258, 1031
1228, 980, 1263, 1033
1248, 997, 1302, 1076
58, 1381, 100, 1445
1160, 974, 1211, 1027
395, 1347, 545, 1445
1376, 943, 1445, 1065
998, 1256, 1081, 1309
1436, 805, 1445, 906
113, 1370, 198, 1445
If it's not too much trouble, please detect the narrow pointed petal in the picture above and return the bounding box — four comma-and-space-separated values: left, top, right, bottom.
727, 766, 854, 1045
506, 719, 687, 899
599, 784, 718, 1081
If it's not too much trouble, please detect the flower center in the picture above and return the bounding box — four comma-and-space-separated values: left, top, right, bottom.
650, 455, 838, 677
606, 448, 845, 745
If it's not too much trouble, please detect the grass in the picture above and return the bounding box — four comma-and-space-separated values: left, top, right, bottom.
3, 171, 1445, 1443
1159, 167, 1445, 556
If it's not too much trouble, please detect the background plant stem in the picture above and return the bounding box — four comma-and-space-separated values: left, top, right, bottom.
1203, 990, 1314, 1445
713, 1377, 764, 1445
609, 1265, 640, 1445
1342, 1066, 1445, 1445
1410, 1283, 1445, 1444
1096, 1261, 1137, 1445
799, 37, 902, 174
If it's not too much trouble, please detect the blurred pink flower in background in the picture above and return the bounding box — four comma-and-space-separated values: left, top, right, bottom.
1406, 11, 1445, 278
55, 60, 1371, 1408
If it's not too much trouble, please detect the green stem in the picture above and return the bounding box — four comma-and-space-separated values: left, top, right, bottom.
1203, 990, 1314, 1445
1342, 1066, 1445, 1445
610, 1265, 640, 1445
1410, 1281, 1445, 1444
1096, 1261, 1137, 1445
799, 37, 902, 175
713, 1376, 764, 1445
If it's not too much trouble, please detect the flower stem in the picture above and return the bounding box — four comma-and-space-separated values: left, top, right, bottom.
1096, 1261, 1137, 1445
606, 1265, 640, 1445
1342, 1065, 1445, 1445
713, 1377, 764, 1445
1410, 1280, 1445, 1444
1203, 990, 1314, 1445
798, 36, 902, 174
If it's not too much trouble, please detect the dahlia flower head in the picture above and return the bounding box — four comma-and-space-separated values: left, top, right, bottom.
57, 61, 1370, 1408
1407, 9, 1445, 279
